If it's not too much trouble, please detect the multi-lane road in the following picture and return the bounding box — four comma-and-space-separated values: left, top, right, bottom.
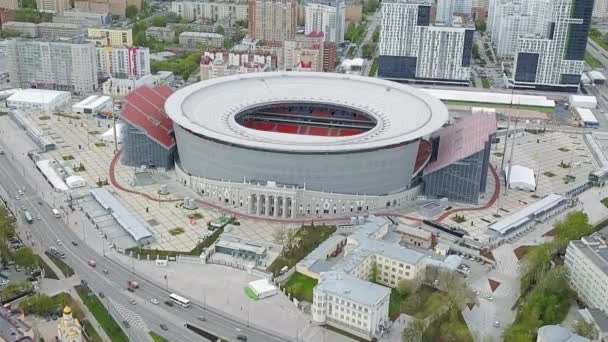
0, 148, 291, 342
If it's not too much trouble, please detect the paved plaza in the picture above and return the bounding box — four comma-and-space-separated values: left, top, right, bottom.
433, 130, 598, 243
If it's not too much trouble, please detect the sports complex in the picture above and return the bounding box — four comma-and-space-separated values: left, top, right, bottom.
163, 72, 451, 219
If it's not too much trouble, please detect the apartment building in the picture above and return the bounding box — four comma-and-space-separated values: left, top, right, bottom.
200, 49, 276, 80
512, 0, 593, 91
248, 0, 297, 43
75, 0, 138, 17
88, 27, 133, 46
178, 31, 224, 48
38, 22, 83, 39
53, 10, 112, 27
487, 0, 549, 59
145, 26, 175, 41
170, 0, 248, 22
378, 0, 474, 84
565, 232, 608, 314
283, 33, 325, 71
36, 0, 70, 14
312, 271, 390, 340
0, 0, 18, 10
594, 0, 608, 18
95, 46, 151, 79
304, 0, 346, 43
7, 38, 98, 94
2, 21, 38, 37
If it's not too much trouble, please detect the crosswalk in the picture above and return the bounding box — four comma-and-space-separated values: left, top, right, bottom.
109, 297, 150, 332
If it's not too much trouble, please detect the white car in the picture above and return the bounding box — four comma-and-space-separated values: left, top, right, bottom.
0, 280, 10, 286
129, 299, 136, 305
150, 298, 159, 305
56, 240, 62, 246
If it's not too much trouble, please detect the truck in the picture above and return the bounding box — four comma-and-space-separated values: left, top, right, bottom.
23, 211, 33, 224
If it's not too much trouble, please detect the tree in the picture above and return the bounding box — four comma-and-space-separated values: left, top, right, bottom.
369, 261, 378, 283
125, 5, 138, 20
520, 242, 557, 294
362, 43, 376, 59
14, 247, 37, 269
150, 15, 167, 27
165, 12, 181, 23
554, 210, 593, 248
216, 25, 225, 35
223, 38, 234, 49
285, 228, 296, 251
272, 227, 287, 246
363, 0, 379, 14
574, 320, 598, 340
372, 28, 380, 43
401, 318, 426, 342
0, 208, 15, 266
476, 18, 486, 32
396, 278, 417, 298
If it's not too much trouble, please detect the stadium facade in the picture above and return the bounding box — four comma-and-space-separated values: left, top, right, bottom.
164, 72, 448, 219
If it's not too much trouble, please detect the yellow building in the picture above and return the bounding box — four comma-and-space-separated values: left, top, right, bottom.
88, 27, 133, 46
57, 306, 83, 342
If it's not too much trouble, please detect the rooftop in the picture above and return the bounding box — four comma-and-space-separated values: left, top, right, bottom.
73, 95, 111, 109
571, 232, 608, 275
179, 31, 223, 38
165, 72, 448, 153
395, 224, 432, 240
425, 112, 497, 174
89, 187, 153, 243
7, 89, 70, 105
536, 325, 590, 342
120, 85, 175, 149
489, 193, 565, 235
315, 271, 390, 306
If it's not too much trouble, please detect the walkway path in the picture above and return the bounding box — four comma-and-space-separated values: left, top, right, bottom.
109, 150, 502, 225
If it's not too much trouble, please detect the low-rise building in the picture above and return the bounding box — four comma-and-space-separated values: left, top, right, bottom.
57, 306, 82, 342
200, 49, 277, 80
536, 325, 590, 342
88, 27, 133, 46
565, 231, 608, 315
102, 73, 167, 96
6, 89, 71, 113
395, 223, 433, 249
0, 307, 35, 341
2, 21, 38, 37
145, 26, 175, 41
37, 22, 82, 39
72, 95, 111, 114
0, 0, 18, 10
52, 10, 111, 27
179, 31, 224, 48
312, 271, 390, 340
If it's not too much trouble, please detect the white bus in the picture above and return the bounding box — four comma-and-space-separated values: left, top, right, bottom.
169, 293, 191, 308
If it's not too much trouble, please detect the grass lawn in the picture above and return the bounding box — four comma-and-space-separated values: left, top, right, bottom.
75, 285, 129, 342
82, 320, 104, 342
45, 252, 74, 277
481, 78, 491, 88
284, 272, 318, 303
244, 287, 258, 300
445, 100, 554, 113
150, 331, 170, 342
36, 255, 59, 280
267, 224, 336, 276
601, 198, 608, 208
585, 52, 604, 69
590, 33, 608, 52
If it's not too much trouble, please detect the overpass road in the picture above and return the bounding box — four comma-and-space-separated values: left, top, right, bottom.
0, 149, 292, 342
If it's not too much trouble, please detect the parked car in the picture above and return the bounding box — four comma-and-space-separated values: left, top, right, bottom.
150, 298, 159, 305
99, 292, 105, 298
129, 299, 136, 305
160, 324, 168, 331
127, 287, 135, 293
71, 241, 78, 246
123, 320, 130, 328
197, 316, 206, 322
237, 335, 248, 341
80, 280, 88, 286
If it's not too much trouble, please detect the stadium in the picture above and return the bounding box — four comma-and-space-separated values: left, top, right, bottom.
160, 72, 449, 219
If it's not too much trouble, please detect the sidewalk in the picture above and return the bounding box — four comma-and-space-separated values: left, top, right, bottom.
37, 250, 112, 342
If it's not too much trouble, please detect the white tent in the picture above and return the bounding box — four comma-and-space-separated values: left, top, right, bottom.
100, 122, 125, 144
66, 175, 86, 189
508, 165, 536, 192
248, 279, 277, 299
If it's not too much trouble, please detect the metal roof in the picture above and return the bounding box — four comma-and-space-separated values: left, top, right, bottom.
7, 89, 70, 105
422, 88, 556, 107
315, 271, 390, 306
164, 72, 448, 153
73, 95, 111, 110
121, 85, 175, 149
89, 188, 153, 243
488, 193, 565, 235
425, 112, 496, 174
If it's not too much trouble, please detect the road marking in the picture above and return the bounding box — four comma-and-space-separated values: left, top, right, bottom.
109, 297, 149, 331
